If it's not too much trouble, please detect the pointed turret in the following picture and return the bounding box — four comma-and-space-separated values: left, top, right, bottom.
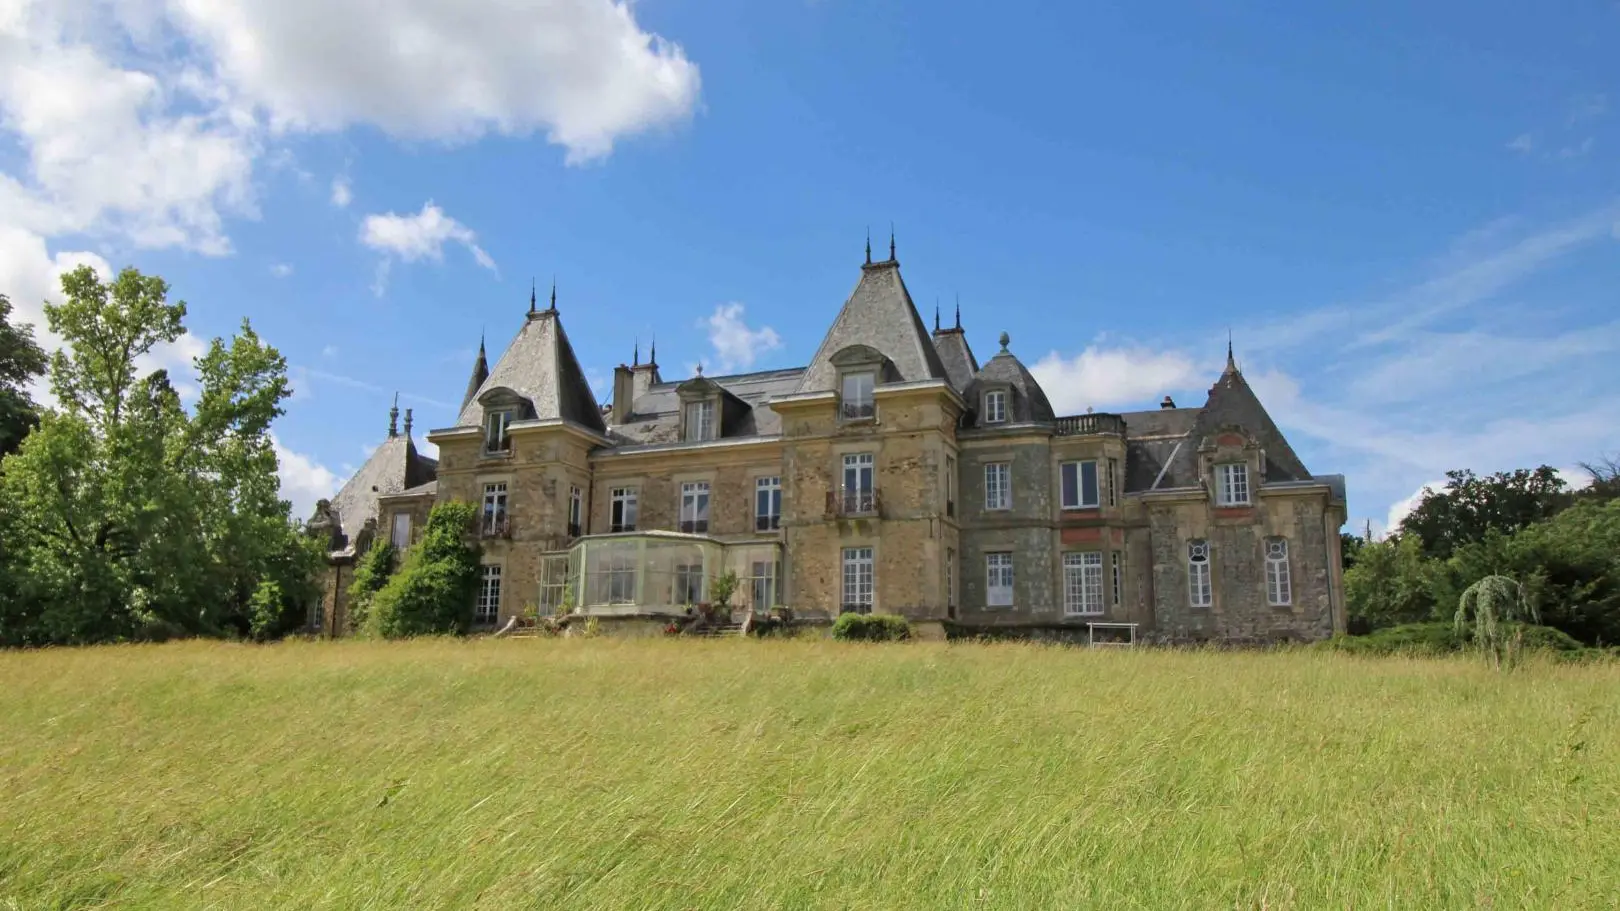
930, 293, 979, 392
963, 330, 1054, 425
457, 304, 606, 434
460, 335, 490, 414
387, 393, 399, 437
1191, 341, 1311, 481
324, 403, 439, 553
796, 250, 949, 393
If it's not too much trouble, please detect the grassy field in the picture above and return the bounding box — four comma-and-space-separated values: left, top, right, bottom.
2, 639, 1618, 910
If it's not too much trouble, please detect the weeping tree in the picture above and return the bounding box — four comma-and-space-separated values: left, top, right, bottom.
1455, 575, 1539, 669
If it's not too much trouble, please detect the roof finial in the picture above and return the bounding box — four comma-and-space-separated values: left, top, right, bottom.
998, 331, 1010, 353
695, 362, 703, 376
865, 227, 872, 265
889, 222, 896, 261
934, 298, 940, 332
634, 338, 640, 367
1226, 330, 1237, 373
529, 278, 536, 314
388, 392, 399, 437
403, 408, 413, 437
479, 328, 486, 355
650, 334, 657, 366
549, 277, 557, 312
954, 293, 961, 330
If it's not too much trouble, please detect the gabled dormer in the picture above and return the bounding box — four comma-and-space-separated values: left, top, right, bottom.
476, 386, 533, 456
829, 344, 900, 423
675, 370, 752, 442
1197, 423, 1263, 510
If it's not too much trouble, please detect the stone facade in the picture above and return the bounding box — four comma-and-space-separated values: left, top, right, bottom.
311, 248, 1347, 643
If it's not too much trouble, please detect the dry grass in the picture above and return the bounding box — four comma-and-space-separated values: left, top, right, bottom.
2, 638, 1618, 909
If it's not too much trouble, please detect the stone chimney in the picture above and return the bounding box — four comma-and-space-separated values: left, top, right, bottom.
1160, 395, 1176, 410
611, 363, 636, 424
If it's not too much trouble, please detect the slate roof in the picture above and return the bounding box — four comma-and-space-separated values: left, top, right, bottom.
609, 366, 806, 446
964, 335, 1056, 425
931, 327, 979, 392
455, 308, 605, 434
797, 259, 948, 393
328, 432, 437, 545
1189, 357, 1311, 481
460, 338, 489, 414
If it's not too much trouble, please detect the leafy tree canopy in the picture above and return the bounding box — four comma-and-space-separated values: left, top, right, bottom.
367, 501, 481, 639
1398, 466, 1571, 560
0, 293, 49, 459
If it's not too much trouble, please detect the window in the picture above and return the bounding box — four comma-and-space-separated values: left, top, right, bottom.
476, 565, 502, 624
841, 547, 874, 613
946, 548, 956, 617
1063, 552, 1104, 616
1061, 460, 1100, 509
568, 485, 583, 536
986, 552, 1014, 607
608, 552, 637, 604
1266, 538, 1292, 606
983, 389, 1007, 424
1107, 457, 1119, 507
539, 554, 570, 615
984, 462, 1011, 510
390, 512, 411, 549
1188, 540, 1212, 607
1111, 551, 1123, 607
482, 482, 508, 535
841, 453, 875, 514
674, 563, 705, 605
680, 481, 710, 533
841, 372, 875, 420
610, 487, 638, 533
685, 400, 715, 442
945, 455, 957, 518
749, 560, 778, 610
484, 409, 512, 454
756, 476, 782, 531
1216, 462, 1250, 506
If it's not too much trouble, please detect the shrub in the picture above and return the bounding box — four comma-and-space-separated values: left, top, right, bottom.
832, 612, 911, 642
366, 502, 481, 639
346, 539, 395, 633
1316, 621, 1582, 658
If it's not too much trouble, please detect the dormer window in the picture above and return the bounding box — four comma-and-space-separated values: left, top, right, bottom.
684, 400, 715, 442
983, 390, 1007, 424
1216, 462, 1250, 506
841, 372, 875, 421
484, 409, 512, 454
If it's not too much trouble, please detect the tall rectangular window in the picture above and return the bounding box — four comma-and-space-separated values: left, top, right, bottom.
1216, 463, 1250, 506
986, 552, 1014, 607
842, 453, 875, 514
945, 547, 956, 616
484, 410, 512, 453
539, 554, 570, 615
1188, 540, 1212, 607
608, 550, 637, 604
1266, 538, 1292, 606
568, 485, 583, 536
685, 400, 715, 442
841, 372, 875, 420
610, 487, 638, 533
1111, 551, 1123, 607
1061, 460, 1100, 509
749, 560, 778, 610
390, 512, 411, 549
983, 390, 1007, 424
680, 481, 711, 533
984, 462, 1011, 510
476, 565, 502, 624
945, 454, 957, 518
1063, 552, 1104, 616
1107, 457, 1119, 507
841, 547, 874, 613
756, 476, 782, 531
674, 563, 705, 605
482, 482, 508, 535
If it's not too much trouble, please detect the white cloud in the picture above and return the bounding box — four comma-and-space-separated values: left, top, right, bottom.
321, 344, 338, 358
330, 176, 352, 208
1507, 133, 1536, 154
272, 434, 341, 521
1555, 137, 1594, 160
360, 201, 495, 294
702, 303, 781, 372
269, 262, 292, 277
1384, 480, 1446, 535
1029, 346, 1204, 415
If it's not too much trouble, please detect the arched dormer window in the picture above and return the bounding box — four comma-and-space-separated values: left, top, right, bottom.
676, 375, 722, 442
829, 344, 894, 424
476, 387, 531, 456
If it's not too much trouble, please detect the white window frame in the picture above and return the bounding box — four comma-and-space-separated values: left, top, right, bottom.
685, 400, 715, 442
1061, 460, 1100, 509
841, 453, 876, 514
610, 487, 638, 532
946, 547, 956, 613
1107, 457, 1119, 507
841, 547, 874, 613
484, 409, 512, 454
568, 485, 583, 534
755, 476, 782, 532
538, 554, 570, 615
1188, 540, 1212, 608
680, 481, 711, 533
1266, 538, 1292, 606
390, 512, 411, 549
983, 389, 1007, 424
841, 372, 876, 420
748, 560, 779, 610
1216, 462, 1251, 506
482, 482, 508, 535
1111, 550, 1123, 607
1063, 552, 1104, 616
984, 462, 1011, 511
476, 564, 502, 624
986, 552, 1014, 607
945, 454, 957, 517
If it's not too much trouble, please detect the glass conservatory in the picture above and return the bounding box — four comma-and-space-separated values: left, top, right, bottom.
536, 531, 784, 618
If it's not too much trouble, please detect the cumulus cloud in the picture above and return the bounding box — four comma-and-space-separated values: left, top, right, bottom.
269, 262, 292, 277
702, 303, 781, 372
272, 434, 341, 521
330, 176, 352, 208
1029, 346, 1204, 415
360, 202, 496, 294
1384, 480, 1446, 535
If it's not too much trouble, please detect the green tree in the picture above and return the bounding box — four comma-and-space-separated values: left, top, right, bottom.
347, 539, 397, 633
1577, 455, 1620, 505
1455, 575, 1539, 669
367, 502, 481, 639
1343, 534, 1441, 631
1399, 467, 1571, 560
0, 293, 49, 459
0, 266, 318, 645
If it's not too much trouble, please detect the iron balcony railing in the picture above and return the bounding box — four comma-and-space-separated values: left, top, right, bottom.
480, 516, 511, 539
826, 487, 880, 518
1053, 413, 1126, 436
840, 401, 876, 421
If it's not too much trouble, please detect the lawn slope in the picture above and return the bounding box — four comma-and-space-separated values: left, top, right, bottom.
2, 640, 1618, 909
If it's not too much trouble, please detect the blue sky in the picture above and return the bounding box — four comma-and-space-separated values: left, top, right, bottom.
2, 0, 1617, 531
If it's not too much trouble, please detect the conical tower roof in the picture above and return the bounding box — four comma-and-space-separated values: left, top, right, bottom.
456, 307, 605, 433
964, 331, 1054, 424
460, 336, 489, 414
796, 256, 948, 393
